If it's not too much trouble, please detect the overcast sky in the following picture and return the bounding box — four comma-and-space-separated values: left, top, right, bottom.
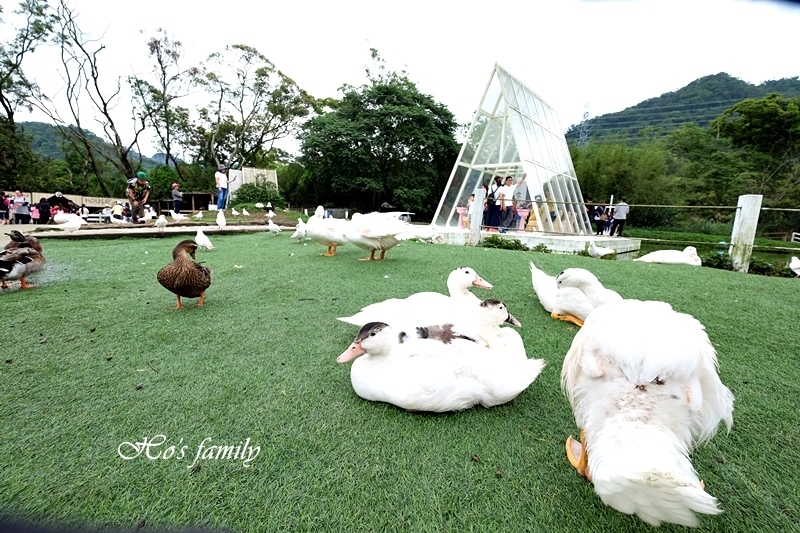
15, 0, 800, 155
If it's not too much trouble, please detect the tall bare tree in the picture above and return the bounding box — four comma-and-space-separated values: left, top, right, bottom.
29, 0, 154, 195
130, 28, 196, 181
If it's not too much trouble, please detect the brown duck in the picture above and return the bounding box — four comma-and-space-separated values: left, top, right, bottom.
5, 230, 43, 253
156, 239, 212, 309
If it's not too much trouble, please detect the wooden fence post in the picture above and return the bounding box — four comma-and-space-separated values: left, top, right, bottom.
728, 194, 763, 273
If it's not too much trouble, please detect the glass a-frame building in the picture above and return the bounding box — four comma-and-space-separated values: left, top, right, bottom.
433, 64, 591, 235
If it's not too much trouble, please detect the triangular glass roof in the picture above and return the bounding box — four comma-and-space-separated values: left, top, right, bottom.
433, 64, 592, 235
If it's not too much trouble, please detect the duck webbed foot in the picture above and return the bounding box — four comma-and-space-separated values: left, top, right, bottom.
550, 312, 584, 327
566, 429, 592, 482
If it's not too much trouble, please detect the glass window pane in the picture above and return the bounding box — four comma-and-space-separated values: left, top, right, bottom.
481, 73, 502, 114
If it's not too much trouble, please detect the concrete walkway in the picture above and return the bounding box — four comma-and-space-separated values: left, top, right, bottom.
0, 221, 276, 248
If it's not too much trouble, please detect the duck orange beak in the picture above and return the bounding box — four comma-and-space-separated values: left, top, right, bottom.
337, 341, 365, 363
472, 276, 493, 289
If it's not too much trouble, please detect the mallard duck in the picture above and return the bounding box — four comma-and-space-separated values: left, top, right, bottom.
336, 321, 545, 412
530, 263, 620, 327
788, 256, 800, 277
588, 241, 615, 259
290, 218, 307, 243
635, 246, 702, 266
156, 240, 212, 309
216, 209, 227, 229
338, 266, 492, 327
154, 215, 168, 233
5, 230, 43, 253
562, 299, 734, 527
345, 211, 415, 260
305, 205, 349, 256
0, 246, 45, 289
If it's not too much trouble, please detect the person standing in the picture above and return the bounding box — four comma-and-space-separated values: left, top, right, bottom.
172, 183, 184, 213
215, 164, 236, 210
610, 196, 630, 237
11, 190, 31, 225
127, 171, 151, 223
78, 204, 90, 221
0, 193, 10, 225
593, 201, 607, 235
37, 198, 51, 225
497, 173, 526, 233
485, 176, 503, 230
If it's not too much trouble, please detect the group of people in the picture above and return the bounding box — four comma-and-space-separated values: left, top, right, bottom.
1, 191, 55, 225
586, 196, 630, 237
465, 173, 528, 233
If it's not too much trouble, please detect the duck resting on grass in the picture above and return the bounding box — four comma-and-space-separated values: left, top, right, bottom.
561, 299, 734, 528
635, 246, 702, 266
5, 230, 43, 253
337, 321, 545, 412
0, 241, 45, 289
156, 240, 212, 309
338, 266, 492, 327
529, 263, 622, 327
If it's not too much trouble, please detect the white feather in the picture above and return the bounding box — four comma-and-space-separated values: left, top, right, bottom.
562, 299, 734, 527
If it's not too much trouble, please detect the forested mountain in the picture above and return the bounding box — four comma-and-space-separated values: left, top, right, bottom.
19, 121, 159, 167
565, 73, 800, 143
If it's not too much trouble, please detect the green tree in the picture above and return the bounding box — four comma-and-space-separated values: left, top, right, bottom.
0, 0, 56, 187
712, 94, 800, 204
191, 44, 318, 170
299, 51, 459, 215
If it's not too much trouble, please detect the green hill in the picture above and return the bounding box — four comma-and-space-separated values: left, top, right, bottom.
19, 121, 159, 167
565, 72, 800, 144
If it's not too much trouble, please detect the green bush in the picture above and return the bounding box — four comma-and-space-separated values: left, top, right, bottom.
231, 180, 285, 208
701, 252, 733, 271
479, 235, 529, 251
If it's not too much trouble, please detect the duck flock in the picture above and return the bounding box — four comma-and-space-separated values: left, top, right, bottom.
2, 207, 745, 528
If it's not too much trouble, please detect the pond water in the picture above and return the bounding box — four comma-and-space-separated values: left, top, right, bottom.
620, 241, 796, 267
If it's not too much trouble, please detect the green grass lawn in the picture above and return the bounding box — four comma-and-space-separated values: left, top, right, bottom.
2, 233, 799, 532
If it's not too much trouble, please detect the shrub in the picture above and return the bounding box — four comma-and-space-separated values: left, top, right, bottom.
479, 235, 529, 251
232, 180, 285, 208
531, 243, 552, 254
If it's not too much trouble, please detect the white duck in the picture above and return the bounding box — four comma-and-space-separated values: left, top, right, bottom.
195, 229, 214, 251
216, 209, 227, 230
231, 208, 240, 217
169, 210, 188, 221
788, 256, 800, 277
346, 211, 416, 261
529, 263, 619, 327
562, 299, 734, 528
154, 215, 168, 233
305, 205, 349, 256
241, 208, 250, 217
55, 213, 86, 233
556, 268, 623, 310
635, 246, 702, 266
268, 219, 281, 235
290, 218, 307, 243
337, 321, 545, 412
588, 241, 615, 259
193, 210, 204, 220
338, 266, 492, 327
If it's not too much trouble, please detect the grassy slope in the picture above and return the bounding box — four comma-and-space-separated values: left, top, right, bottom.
1, 234, 798, 532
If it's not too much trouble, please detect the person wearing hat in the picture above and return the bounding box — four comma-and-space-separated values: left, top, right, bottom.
127, 171, 151, 223
214, 163, 236, 210
171, 183, 184, 214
